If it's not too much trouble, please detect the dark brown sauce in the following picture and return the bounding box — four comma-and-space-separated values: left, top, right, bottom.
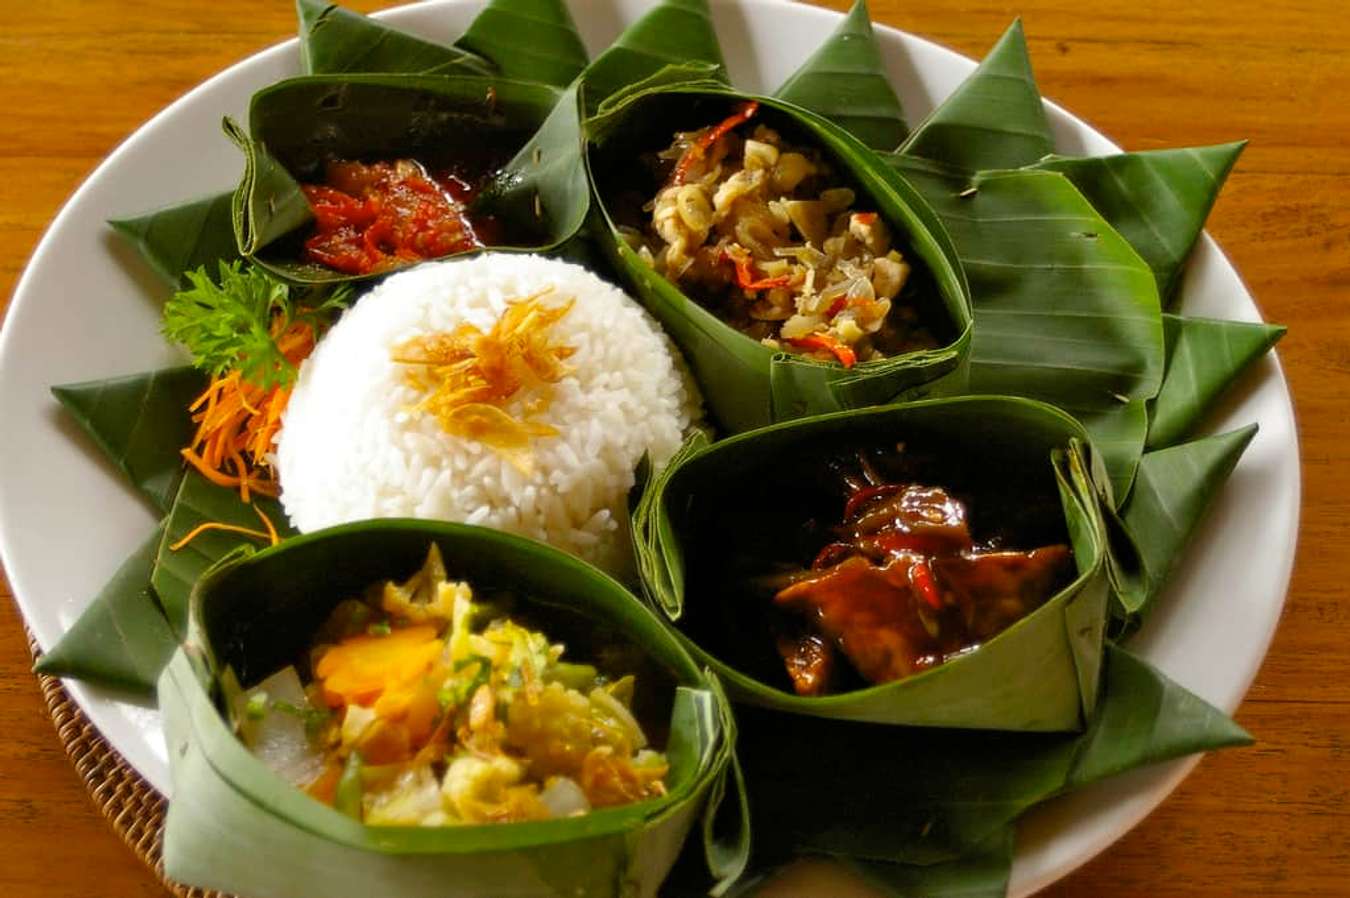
679, 438, 1074, 696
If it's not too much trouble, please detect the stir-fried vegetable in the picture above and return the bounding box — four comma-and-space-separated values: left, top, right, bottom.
621, 103, 935, 367
238, 545, 670, 825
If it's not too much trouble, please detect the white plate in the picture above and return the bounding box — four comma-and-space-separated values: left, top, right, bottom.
0, 1, 1298, 895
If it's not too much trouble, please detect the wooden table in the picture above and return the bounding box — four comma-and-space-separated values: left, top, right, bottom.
1, 1, 1345, 895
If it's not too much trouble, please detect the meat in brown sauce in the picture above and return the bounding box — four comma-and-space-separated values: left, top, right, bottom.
766, 453, 1073, 694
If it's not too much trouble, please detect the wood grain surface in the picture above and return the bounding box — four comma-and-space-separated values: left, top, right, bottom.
1, 1, 1346, 896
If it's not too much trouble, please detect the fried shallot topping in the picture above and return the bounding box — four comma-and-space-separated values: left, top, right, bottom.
392, 289, 576, 473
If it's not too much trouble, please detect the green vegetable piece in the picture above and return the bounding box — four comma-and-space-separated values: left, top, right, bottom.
1148, 314, 1285, 450
544, 661, 598, 692
899, 20, 1051, 172
109, 191, 240, 289
245, 691, 270, 721
774, 0, 908, 151
456, 0, 588, 88
335, 752, 363, 820
52, 366, 206, 513
1031, 142, 1246, 305
295, 0, 491, 76
581, 0, 728, 115
1119, 425, 1258, 622
34, 524, 177, 696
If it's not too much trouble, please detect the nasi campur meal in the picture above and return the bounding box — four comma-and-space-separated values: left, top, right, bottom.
34, 0, 1284, 895
237, 546, 668, 824
617, 101, 937, 367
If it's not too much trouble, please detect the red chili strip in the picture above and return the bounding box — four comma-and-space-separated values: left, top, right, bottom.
811, 542, 856, 570
673, 101, 760, 185
909, 558, 943, 610
722, 248, 793, 292
842, 483, 904, 520
870, 531, 952, 558
784, 333, 858, 368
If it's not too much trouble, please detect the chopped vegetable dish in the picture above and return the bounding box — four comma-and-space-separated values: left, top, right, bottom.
620, 103, 935, 367
237, 546, 669, 825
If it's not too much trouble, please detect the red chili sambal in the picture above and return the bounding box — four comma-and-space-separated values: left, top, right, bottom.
301, 159, 500, 276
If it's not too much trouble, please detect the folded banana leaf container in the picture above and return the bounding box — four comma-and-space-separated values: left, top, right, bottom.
631, 396, 1112, 731
158, 520, 746, 898
585, 82, 973, 434
229, 73, 587, 285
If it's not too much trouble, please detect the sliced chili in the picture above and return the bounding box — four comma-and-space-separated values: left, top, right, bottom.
784, 332, 858, 368
673, 101, 759, 185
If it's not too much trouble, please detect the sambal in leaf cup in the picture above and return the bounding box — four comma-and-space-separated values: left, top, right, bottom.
227, 73, 589, 285
585, 79, 973, 434
630, 396, 1113, 731
159, 520, 747, 898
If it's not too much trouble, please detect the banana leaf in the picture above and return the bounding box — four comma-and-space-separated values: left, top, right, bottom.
160, 520, 746, 898
580, 0, 728, 116
475, 83, 590, 264
587, 84, 973, 434
229, 74, 576, 285
885, 154, 1164, 502
1117, 425, 1257, 624
731, 642, 1248, 867
898, 21, 1050, 173
152, 470, 294, 635
1148, 314, 1285, 449
51, 366, 206, 513
108, 192, 240, 288
456, 0, 588, 89
34, 524, 176, 696
1030, 143, 1246, 305
295, 0, 491, 76
841, 832, 1012, 898
773, 0, 908, 151
631, 396, 1113, 731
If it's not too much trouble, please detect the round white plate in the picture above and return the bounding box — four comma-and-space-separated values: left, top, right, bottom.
0, 1, 1298, 895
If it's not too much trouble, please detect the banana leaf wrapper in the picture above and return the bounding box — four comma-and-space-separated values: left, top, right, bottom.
631, 396, 1113, 731
160, 520, 749, 898
584, 82, 973, 434
229, 73, 587, 285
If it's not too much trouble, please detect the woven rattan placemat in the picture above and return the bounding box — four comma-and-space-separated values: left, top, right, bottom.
29, 633, 230, 898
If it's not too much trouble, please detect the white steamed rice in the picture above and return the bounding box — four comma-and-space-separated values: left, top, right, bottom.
275, 253, 701, 575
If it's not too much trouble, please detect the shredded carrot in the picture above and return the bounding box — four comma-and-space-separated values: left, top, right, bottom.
169, 521, 273, 552
167, 502, 282, 552
181, 319, 319, 500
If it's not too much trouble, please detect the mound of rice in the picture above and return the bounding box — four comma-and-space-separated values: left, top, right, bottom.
275, 254, 701, 575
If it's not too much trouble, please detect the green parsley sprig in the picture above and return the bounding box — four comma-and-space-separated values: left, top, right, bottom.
162, 261, 352, 389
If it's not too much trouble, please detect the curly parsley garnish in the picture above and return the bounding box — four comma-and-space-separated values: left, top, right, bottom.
162, 261, 351, 388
